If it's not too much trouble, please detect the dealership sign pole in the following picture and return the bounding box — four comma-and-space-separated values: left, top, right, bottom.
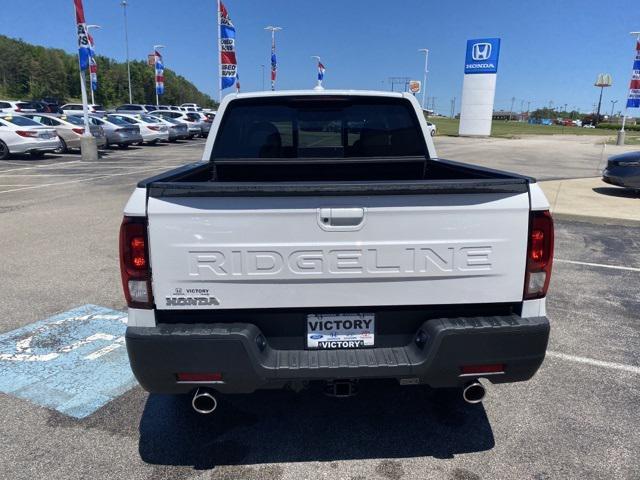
618, 32, 640, 145
458, 38, 501, 136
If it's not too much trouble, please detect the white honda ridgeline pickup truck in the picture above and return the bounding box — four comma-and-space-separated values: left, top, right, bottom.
120, 90, 553, 413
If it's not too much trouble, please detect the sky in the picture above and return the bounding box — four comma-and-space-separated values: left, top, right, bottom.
1, 0, 639, 114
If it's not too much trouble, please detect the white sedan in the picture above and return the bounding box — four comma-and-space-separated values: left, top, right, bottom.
0, 114, 60, 159
106, 113, 169, 144
426, 121, 437, 137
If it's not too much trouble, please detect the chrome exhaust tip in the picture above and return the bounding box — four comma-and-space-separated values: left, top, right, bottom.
462, 381, 486, 404
192, 388, 218, 414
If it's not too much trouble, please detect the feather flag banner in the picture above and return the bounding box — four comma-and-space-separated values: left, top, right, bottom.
219, 1, 238, 90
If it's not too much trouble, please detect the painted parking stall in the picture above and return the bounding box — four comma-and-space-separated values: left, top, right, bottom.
0, 304, 136, 418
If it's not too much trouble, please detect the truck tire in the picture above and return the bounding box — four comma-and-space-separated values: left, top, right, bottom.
0, 140, 9, 160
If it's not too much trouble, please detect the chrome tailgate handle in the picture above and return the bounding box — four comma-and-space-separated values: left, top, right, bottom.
318, 208, 365, 230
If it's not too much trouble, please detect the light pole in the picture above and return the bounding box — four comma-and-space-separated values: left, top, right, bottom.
264, 26, 282, 91
418, 49, 429, 110
121, 0, 133, 104
594, 73, 612, 126
86, 24, 101, 105
610, 100, 618, 118
153, 45, 165, 107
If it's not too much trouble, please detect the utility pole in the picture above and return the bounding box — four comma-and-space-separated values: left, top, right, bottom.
121, 0, 133, 104
450, 97, 456, 118
264, 26, 282, 91
388, 77, 411, 93
418, 49, 429, 110
527, 101, 531, 113
510, 96, 516, 120
431, 97, 436, 114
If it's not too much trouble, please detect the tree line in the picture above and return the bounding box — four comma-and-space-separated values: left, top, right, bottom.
0, 35, 217, 108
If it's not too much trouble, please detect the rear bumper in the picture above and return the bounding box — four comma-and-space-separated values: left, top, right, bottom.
126, 314, 550, 394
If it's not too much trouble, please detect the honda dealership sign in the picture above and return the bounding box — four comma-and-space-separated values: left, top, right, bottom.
459, 38, 501, 136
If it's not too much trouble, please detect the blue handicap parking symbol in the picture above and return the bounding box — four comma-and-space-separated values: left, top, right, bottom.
0, 304, 137, 418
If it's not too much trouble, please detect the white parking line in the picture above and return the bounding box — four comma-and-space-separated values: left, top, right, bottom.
547, 351, 640, 375
0, 166, 166, 194
0, 160, 82, 173
555, 259, 640, 272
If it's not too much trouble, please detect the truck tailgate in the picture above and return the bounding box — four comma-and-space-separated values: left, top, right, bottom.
147, 192, 529, 310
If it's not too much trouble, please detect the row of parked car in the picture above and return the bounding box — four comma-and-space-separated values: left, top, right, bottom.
0, 103, 215, 160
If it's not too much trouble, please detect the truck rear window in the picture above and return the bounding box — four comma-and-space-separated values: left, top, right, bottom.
212, 96, 426, 159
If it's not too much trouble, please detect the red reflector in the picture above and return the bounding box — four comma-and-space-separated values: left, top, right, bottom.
177, 373, 223, 382
460, 364, 505, 375
130, 236, 146, 268
530, 230, 545, 262
72, 128, 85, 135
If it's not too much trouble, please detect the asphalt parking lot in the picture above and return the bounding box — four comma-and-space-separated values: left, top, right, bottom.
0, 138, 639, 480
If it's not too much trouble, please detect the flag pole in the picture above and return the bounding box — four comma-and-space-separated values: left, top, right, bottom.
265, 26, 282, 91
217, 0, 222, 103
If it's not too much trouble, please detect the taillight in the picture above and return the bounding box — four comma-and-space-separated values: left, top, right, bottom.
524, 210, 554, 299
16, 130, 38, 138
119, 216, 153, 309
15, 107, 22, 112
72, 128, 85, 135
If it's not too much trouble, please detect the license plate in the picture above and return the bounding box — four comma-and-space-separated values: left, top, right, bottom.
307, 313, 374, 349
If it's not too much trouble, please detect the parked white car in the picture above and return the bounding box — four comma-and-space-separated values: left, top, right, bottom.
148, 110, 201, 138
0, 100, 37, 113
0, 114, 60, 159
426, 121, 437, 137
61, 103, 106, 115
107, 114, 169, 144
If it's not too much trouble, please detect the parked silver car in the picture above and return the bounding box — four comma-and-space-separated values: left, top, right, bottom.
22, 113, 106, 152
148, 110, 201, 138
114, 104, 153, 115
148, 115, 189, 141
84, 115, 143, 148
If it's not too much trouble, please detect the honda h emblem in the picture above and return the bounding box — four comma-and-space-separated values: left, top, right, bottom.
472, 43, 492, 61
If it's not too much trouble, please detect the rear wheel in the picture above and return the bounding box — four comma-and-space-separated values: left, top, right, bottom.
118, 143, 129, 149
0, 140, 9, 160
55, 137, 68, 154
148, 139, 159, 145
430, 129, 435, 137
